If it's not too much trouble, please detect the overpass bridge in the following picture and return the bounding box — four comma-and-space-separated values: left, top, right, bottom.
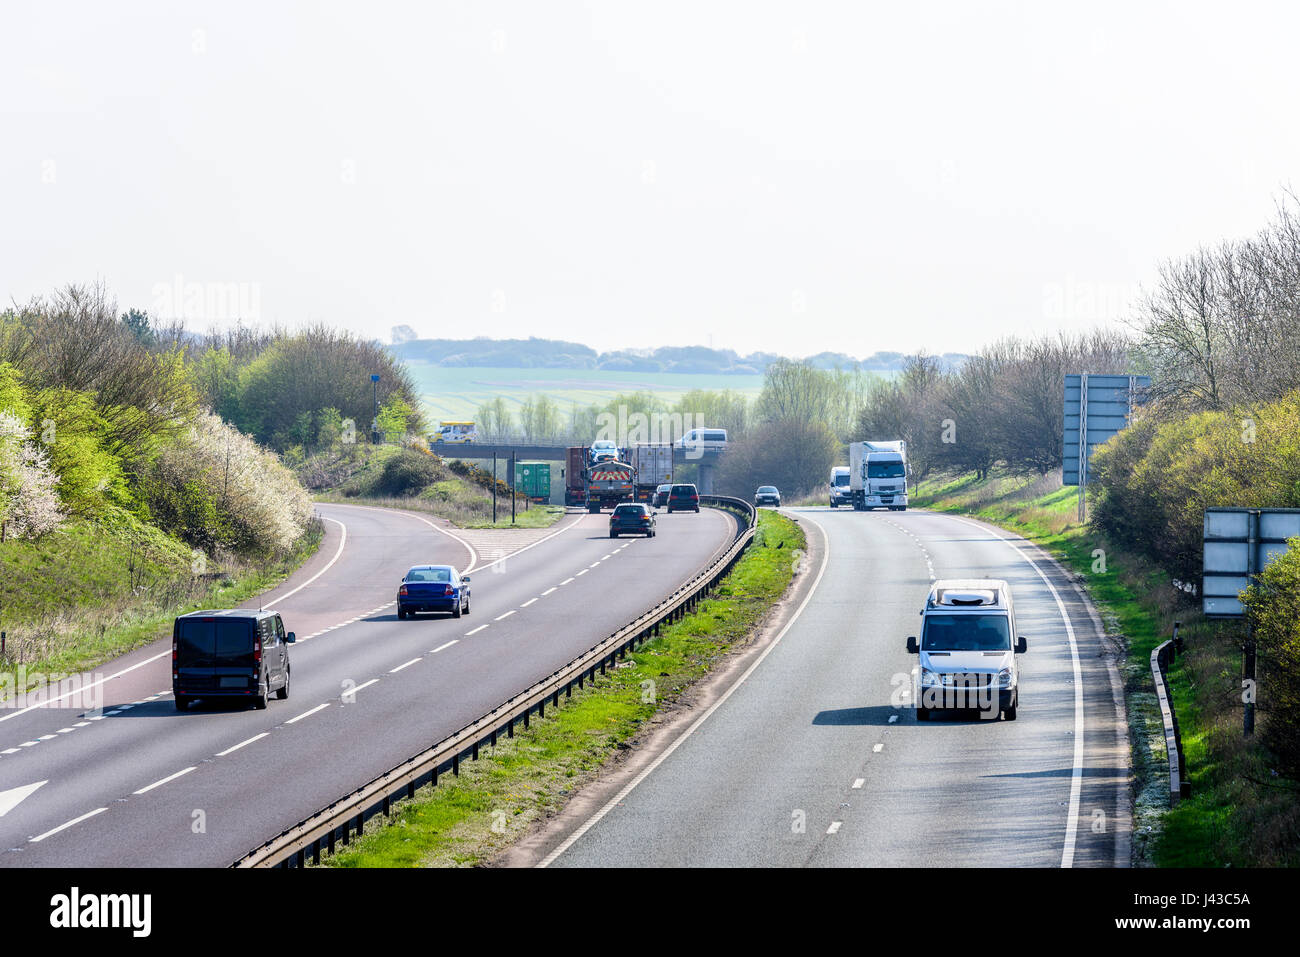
429, 443, 724, 493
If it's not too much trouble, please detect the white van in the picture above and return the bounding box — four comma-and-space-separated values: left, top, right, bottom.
829, 467, 851, 507
676, 428, 728, 454
906, 579, 1026, 720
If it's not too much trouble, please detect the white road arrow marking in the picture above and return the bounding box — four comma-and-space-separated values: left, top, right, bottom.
0, 780, 46, 817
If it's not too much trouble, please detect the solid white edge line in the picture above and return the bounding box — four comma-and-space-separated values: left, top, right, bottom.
286, 703, 330, 724
133, 766, 197, 795
430, 640, 458, 653
259, 516, 348, 605
31, 806, 108, 843
390, 658, 421, 673
216, 732, 269, 757
537, 512, 831, 868
0, 651, 170, 723
318, 502, 478, 572
943, 513, 1085, 869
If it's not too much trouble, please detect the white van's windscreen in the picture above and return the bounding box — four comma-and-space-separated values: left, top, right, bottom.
922, 615, 1010, 651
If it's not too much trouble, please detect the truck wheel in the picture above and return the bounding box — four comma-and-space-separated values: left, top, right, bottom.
610, 531, 618, 538
830, 501, 837, 508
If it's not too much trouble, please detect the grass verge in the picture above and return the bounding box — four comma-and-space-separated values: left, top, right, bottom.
317, 508, 804, 867
912, 469, 1298, 866
0, 517, 323, 698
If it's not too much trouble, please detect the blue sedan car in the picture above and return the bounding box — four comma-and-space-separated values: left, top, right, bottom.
397, 565, 471, 620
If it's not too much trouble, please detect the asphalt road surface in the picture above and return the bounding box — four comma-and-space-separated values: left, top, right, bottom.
544, 506, 1130, 868
0, 502, 738, 867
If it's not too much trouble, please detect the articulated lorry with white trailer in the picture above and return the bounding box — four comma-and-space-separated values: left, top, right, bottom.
848, 440, 909, 511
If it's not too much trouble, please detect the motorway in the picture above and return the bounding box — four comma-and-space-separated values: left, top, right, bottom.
0, 502, 738, 867
535, 506, 1130, 868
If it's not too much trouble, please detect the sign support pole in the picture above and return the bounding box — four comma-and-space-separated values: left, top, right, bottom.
1245, 509, 1259, 737
1077, 372, 1089, 524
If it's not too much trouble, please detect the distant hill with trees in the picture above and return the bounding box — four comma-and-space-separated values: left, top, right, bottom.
389, 336, 968, 374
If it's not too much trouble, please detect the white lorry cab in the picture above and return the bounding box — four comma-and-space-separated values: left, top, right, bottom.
848, 440, 908, 510
906, 579, 1027, 721
829, 467, 852, 507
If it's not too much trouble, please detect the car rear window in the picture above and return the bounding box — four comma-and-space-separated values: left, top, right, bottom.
614, 505, 644, 515
177, 618, 253, 660
407, 568, 452, 583
671, 485, 697, 494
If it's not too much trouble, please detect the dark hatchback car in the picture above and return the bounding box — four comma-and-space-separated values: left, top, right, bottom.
172, 609, 294, 711
666, 483, 700, 513
610, 503, 656, 537
653, 483, 672, 507
398, 565, 471, 619
755, 485, 781, 506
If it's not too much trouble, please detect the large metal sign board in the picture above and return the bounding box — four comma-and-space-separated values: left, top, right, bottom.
1062, 373, 1150, 486
1202, 507, 1300, 617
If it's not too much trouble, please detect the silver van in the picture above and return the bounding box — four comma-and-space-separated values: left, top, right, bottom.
906, 579, 1026, 720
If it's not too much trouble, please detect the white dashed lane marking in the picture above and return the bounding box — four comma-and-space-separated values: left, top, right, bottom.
216, 733, 268, 757
134, 766, 196, 795
286, 703, 330, 725
390, 658, 421, 674
827, 821, 843, 834
465, 625, 488, 636
431, 640, 458, 653
31, 807, 107, 843
494, 610, 516, 621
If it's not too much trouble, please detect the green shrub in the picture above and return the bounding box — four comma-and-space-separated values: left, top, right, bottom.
1242, 539, 1300, 777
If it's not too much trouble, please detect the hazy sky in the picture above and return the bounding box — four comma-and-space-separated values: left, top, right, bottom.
4, 1, 1299, 359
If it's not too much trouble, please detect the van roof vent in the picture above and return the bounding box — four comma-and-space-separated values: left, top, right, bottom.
935, 589, 997, 607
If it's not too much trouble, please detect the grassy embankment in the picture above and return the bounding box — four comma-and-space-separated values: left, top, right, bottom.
306, 444, 564, 529
0, 508, 322, 695
913, 470, 1298, 866
317, 508, 804, 867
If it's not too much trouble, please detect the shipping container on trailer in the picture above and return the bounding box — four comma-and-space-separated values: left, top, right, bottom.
565, 446, 588, 506
514, 461, 551, 503
629, 443, 673, 502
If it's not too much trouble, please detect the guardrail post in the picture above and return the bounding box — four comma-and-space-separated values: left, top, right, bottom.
329, 829, 336, 855
453, 753, 460, 776
382, 794, 390, 816
472, 741, 479, 761
312, 839, 321, 866
507, 718, 514, 738
538, 699, 545, 719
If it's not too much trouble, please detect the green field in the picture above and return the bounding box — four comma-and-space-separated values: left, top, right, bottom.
403, 364, 765, 424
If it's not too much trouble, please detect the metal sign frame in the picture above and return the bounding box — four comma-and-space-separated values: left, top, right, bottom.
1063, 372, 1150, 521
1202, 507, 1300, 618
